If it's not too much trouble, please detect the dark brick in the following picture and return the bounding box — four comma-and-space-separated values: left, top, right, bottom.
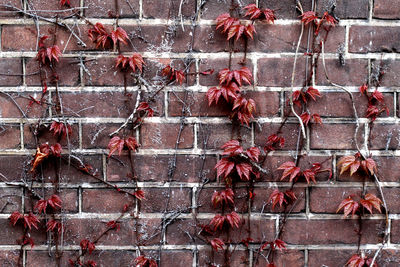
0, 188, 22, 213
0, 58, 22, 86
257, 57, 306, 87
0, 0, 22, 18
81, 123, 119, 149
26, 251, 75, 266
198, 248, 248, 267
310, 123, 364, 150
140, 188, 192, 213
369, 124, 400, 150
254, 250, 305, 267
85, 0, 139, 18
284, 219, 384, 245
0, 92, 47, 118
83, 250, 136, 266
374, 0, 400, 19
308, 250, 353, 267
252, 187, 306, 213
0, 250, 19, 266
0, 124, 20, 149
24, 123, 79, 149
0, 219, 23, 245
200, 0, 252, 20
197, 123, 252, 149
140, 123, 194, 149
0, 155, 30, 182
28, 0, 81, 17
392, 219, 400, 243
82, 189, 131, 213
160, 250, 194, 267
143, 0, 195, 19
254, 123, 300, 150
315, 59, 369, 86
378, 59, 400, 87
316, 0, 369, 19
349, 26, 400, 53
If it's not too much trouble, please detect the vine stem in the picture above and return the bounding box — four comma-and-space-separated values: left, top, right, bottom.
321, 40, 389, 265
289, 1, 306, 139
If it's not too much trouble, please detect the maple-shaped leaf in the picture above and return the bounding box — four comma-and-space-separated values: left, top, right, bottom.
360, 158, 377, 175
243, 4, 262, 20
212, 188, 234, 207
312, 114, 323, 124
225, 211, 240, 228
277, 161, 300, 182
134, 256, 158, 267
206, 86, 222, 106
48, 194, 62, 210
31, 146, 50, 172
21, 236, 35, 249
86, 260, 97, 267
88, 23, 111, 49
244, 24, 256, 39
34, 200, 47, 214
50, 121, 72, 137
346, 254, 365, 267
337, 155, 360, 176
221, 140, 243, 156
273, 239, 287, 251
23, 213, 40, 230
264, 134, 285, 151
162, 65, 185, 85
300, 112, 311, 126
80, 239, 96, 255
216, 13, 237, 33
301, 11, 318, 25
46, 45, 62, 62
372, 89, 384, 102
115, 55, 129, 69
111, 27, 128, 46
323, 12, 338, 26
134, 190, 145, 200
366, 104, 379, 120
60, 0, 71, 7
360, 193, 382, 214
129, 53, 145, 73
210, 214, 225, 230
9, 211, 23, 226
219, 67, 252, 86
246, 147, 260, 162
268, 189, 286, 210
106, 220, 121, 231
232, 96, 256, 125
107, 136, 125, 157
46, 219, 62, 233
302, 168, 317, 184
227, 22, 246, 41
125, 137, 139, 152
137, 102, 154, 117
50, 143, 62, 157
262, 8, 276, 23
215, 158, 235, 178
306, 86, 321, 101
236, 162, 252, 181
285, 190, 297, 201
210, 238, 225, 252
337, 196, 360, 218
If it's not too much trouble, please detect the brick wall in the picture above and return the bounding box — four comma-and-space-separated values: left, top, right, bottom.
0, 0, 399, 266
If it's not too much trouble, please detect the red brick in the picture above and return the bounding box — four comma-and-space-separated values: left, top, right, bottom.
82, 189, 132, 213
310, 123, 364, 150
0, 155, 30, 182
197, 123, 252, 149
349, 26, 400, 53
316, 0, 369, 19
28, 0, 81, 17
81, 123, 119, 149
107, 154, 217, 182
160, 250, 193, 267
378, 59, 400, 87
257, 57, 306, 87
308, 250, 353, 267
24, 123, 79, 149
392, 219, 400, 243
26, 251, 75, 266
140, 123, 194, 149
85, 0, 139, 18
0, 124, 20, 149
254, 250, 305, 267
140, 187, 192, 213
315, 59, 369, 86
80, 250, 136, 266
0, 0, 22, 18
357, 156, 400, 182
0, 219, 23, 245
369, 124, 400, 150
143, 0, 195, 19
248, 218, 276, 242
373, 0, 400, 19
198, 248, 248, 267
25, 188, 78, 213
284, 219, 384, 244
376, 250, 400, 266
165, 219, 195, 245
0, 188, 21, 213
200, 0, 252, 20
0, 250, 19, 266
193, 25, 232, 52
0, 58, 22, 86
0, 92, 47, 118
25, 57, 80, 86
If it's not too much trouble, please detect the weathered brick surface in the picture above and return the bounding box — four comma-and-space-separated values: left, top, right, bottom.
0, 1, 399, 266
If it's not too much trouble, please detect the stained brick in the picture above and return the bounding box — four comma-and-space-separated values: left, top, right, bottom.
310, 123, 364, 150
349, 26, 400, 53
85, 0, 139, 18
143, 0, 196, 19
373, 0, 400, 19
0, 124, 20, 149
197, 123, 252, 149
140, 123, 194, 149
315, 59, 369, 86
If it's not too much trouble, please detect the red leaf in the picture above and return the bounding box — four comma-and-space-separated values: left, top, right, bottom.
360, 158, 377, 175
300, 112, 311, 125
372, 89, 384, 102
277, 161, 300, 182
221, 140, 243, 156
215, 158, 235, 178
264, 134, 285, 151
337, 155, 360, 176
46, 219, 62, 233
312, 113, 323, 124
9, 211, 23, 226
111, 27, 128, 46
306, 87, 321, 101
360, 193, 382, 214
337, 196, 360, 218
107, 136, 125, 157
246, 147, 260, 162
268, 189, 286, 210
216, 13, 237, 33
235, 162, 252, 181
50, 143, 62, 157
302, 169, 317, 184
125, 137, 139, 152
359, 84, 368, 94
60, 0, 71, 6
22, 236, 35, 249
34, 200, 47, 214
129, 53, 145, 73
86, 260, 97, 267
225, 211, 240, 228
107, 220, 121, 231
243, 4, 262, 20
23, 213, 40, 230
346, 254, 365, 267
210, 238, 225, 252
80, 239, 96, 255
48, 194, 62, 210
273, 239, 287, 251
137, 102, 154, 117
134, 256, 158, 267
210, 214, 225, 230
31, 146, 50, 172
301, 11, 318, 25
212, 188, 235, 208
134, 190, 146, 200
50, 121, 72, 137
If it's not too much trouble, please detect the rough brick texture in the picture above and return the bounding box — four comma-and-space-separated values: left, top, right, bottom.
0, 0, 399, 267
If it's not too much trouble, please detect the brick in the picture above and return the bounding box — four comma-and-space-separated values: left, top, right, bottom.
392, 219, 400, 243
376, 250, 400, 266
197, 123, 252, 149
85, 0, 139, 18
308, 250, 353, 267
165, 219, 195, 245
140, 187, 192, 213
257, 57, 306, 87
0, 219, 23, 245
140, 123, 194, 149
122, 25, 193, 53
373, 0, 400, 19
160, 250, 193, 267
198, 248, 248, 267
26, 251, 75, 266
0, 0, 22, 18
81, 123, 120, 149
0, 58, 22, 86
254, 250, 305, 267
28, 0, 81, 17
349, 26, 400, 53
248, 218, 276, 242
315, 59, 369, 86
310, 123, 364, 150
197, 187, 248, 213
0, 124, 20, 149
25, 57, 80, 86
0, 155, 30, 182
81, 250, 136, 266
193, 25, 232, 52
200, 0, 252, 20
0, 188, 22, 213
107, 154, 217, 182
0, 92, 47, 118
254, 123, 300, 150
284, 219, 385, 244
24, 123, 79, 149
377, 59, 400, 87
356, 156, 400, 183
25, 188, 78, 213
250, 25, 345, 53
305, 92, 394, 118
0, 250, 19, 266
143, 0, 196, 19
82, 189, 131, 213
369, 124, 400, 150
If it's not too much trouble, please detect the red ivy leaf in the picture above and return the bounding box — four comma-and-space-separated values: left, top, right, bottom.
221, 140, 243, 156
107, 136, 125, 157
125, 137, 139, 152
306, 87, 321, 101
210, 238, 225, 252
301, 11, 318, 25
268, 189, 286, 210
215, 158, 235, 178
337, 196, 360, 218
225, 211, 240, 228
60, 0, 71, 6
360, 193, 382, 214
359, 84, 368, 94
246, 147, 260, 162
360, 158, 377, 175
235, 162, 252, 181
134, 256, 158, 267
106, 220, 121, 231
372, 89, 384, 102
46, 219, 62, 233
134, 190, 146, 200
210, 214, 225, 230
277, 161, 300, 182
337, 155, 360, 176
80, 239, 96, 255
111, 27, 128, 46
